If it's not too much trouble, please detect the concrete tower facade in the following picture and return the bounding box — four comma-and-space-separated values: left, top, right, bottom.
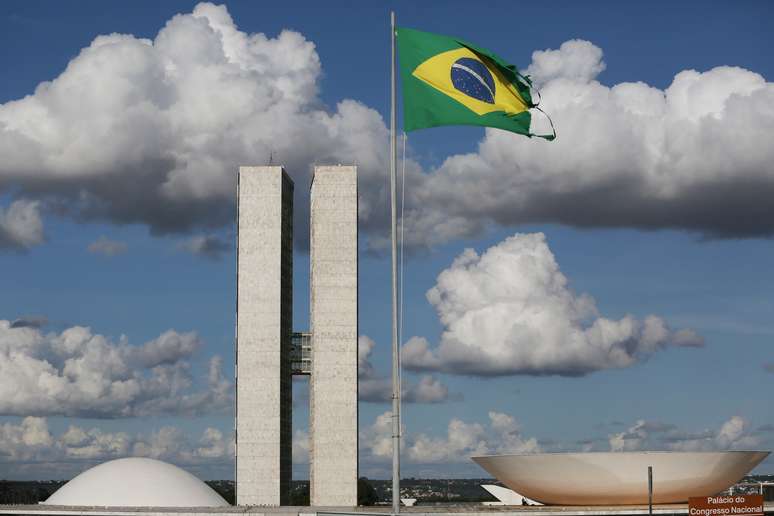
309, 166, 359, 507
236, 164, 357, 507
236, 166, 293, 506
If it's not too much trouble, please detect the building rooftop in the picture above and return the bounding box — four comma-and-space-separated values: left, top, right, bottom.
41, 458, 228, 508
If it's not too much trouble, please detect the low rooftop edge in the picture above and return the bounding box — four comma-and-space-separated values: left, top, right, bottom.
0, 502, 772, 516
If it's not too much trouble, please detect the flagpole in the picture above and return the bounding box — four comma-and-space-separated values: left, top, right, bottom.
389, 10, 401, 516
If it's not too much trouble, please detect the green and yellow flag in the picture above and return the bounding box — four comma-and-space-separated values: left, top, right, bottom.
397, 27, 555, 140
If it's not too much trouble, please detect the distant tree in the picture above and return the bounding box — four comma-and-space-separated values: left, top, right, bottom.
0, 481, 65, 505
205, 481, 234, 505
288, 482, 310, 506
358, 477, 378, 506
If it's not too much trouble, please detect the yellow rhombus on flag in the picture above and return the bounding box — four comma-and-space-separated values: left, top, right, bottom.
397, 27, 555, 140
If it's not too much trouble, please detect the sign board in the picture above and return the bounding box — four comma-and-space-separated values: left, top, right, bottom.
689, 495, 764, 516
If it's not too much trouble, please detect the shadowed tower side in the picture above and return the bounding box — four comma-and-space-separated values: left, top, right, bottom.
236, 166, 293, 506
309, 165, 358, 506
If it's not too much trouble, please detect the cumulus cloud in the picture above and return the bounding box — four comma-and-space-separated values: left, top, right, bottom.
408, 411, 540, 464
292, 429, 310, 465
2, 411, 767, 479
608, 416, 761, 452
87, 236, 128, 256
0, 319, 231, 417
0, 410, 544, 478
179, 233, 230, 260
402, 233, 703, 376
526, 39, 607, 86
608, 420, 677, 452
360, 410, 539, 466
2, 5, 774, 251
0, 199, 44, 251
404, 375, 456, 404
401, 40, 774, 248
0, 3, 396, 250
0, 417, 233, 478
358, 335, 457, 403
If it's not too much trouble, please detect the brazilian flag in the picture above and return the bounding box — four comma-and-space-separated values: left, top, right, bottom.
397, 27, 555, 140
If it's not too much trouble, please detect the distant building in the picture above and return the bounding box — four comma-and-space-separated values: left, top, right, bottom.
236, 166, 294, 506
309, 166, 358, 507
236, 165, 358, 507
731, 481, 774, 501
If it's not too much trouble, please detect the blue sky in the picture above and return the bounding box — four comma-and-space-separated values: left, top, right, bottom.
0, 0, 772, 481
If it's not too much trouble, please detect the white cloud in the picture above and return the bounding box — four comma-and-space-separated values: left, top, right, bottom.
608, 420, 675, 452
0, 199, 44, 251
357, 335, 389, 402
4, 3, 772, 254
292, 429, 310, 465
402, 233, 703, 376
0, 319, 231, 417
358, 335, 456, 403
360, 410, 539, 466
360, 411, 395, 461
0, 3, 395, 250
0, 417, 56, 462
608, 416, 760, 452
178, 233, 230, 260
134, 329, 200, 367
0, 417, 233, 478
402, 40, 774, 248
87, 236, 127, 256
59, 425, 132, 459
192, 427, 233, 459
526, 39, 607, 86
404, 375, 453, 404
358, 335, 378, 377
1, 412, 767, 479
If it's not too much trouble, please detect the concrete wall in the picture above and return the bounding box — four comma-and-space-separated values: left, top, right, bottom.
309, 165, 358, 507
236, 166, 293, 506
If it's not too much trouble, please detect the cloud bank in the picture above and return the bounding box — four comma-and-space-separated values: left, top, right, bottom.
0, 411, 767, 479
0, 319, 231, 417
0, 417, 233, 479
0, 200, 44, 251
608, 416, 760, 452
178, 233, 230, 260
2, 6, 774, 253
0, 3, 393, 250
360, 410, 539, 469
403, 233, 703, 376
403, 40, 774, 248
358, 335, 457, 404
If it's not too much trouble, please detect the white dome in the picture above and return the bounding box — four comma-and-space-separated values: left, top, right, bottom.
43, 457, 229, 507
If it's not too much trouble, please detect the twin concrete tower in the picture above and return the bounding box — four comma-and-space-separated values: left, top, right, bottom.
236, 165, 358, 506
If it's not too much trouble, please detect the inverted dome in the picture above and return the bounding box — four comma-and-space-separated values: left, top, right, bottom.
43, 457, 229, 507
473, 451, 770, 505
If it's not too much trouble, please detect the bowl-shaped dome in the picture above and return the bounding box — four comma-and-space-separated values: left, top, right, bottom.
43, 457, 229, 507
472, 451, 770, 505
